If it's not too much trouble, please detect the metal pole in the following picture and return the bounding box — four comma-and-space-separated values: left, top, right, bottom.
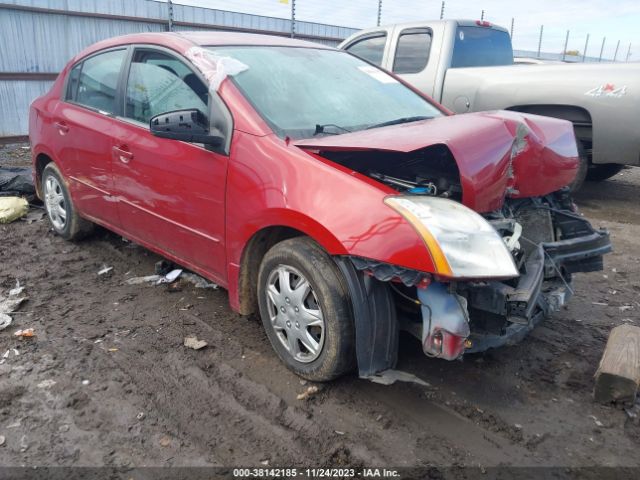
613, 40, 620, 61
167, 0, 173, 32
582, 34, 589, 62
440, 1, 445, 20
598, 37, 606, 62
481, 10, 485, 21
537, 25, 544, 58
510, 18, 514, 39
290, 0, 296, 38
562, 30, 570, 61
377, 0, 382, 26
626, 43, 632, 62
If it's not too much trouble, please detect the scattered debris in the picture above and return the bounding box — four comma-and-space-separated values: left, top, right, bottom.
136, 412, 145, 420
0, 435, 5, 446
260, 459, 269, 466
159, 436, 171, 447
98, 265, 113, 276
619, 305, 633, 312
81, 379, 90, 386
22, 210, 46, 224
514, 423, 523, 430
594, 324, 640, 405
296, 385, 319, 401
159, 269, 183, 284
13, 328, 35, 338
183, 335, 208, 350
37, 379, 57, 389
334, 430, 345, 435
0, 314, 11, 331
126, 275, 161, 285
366, 370, 431, 387
182, 272, 219, 289
592, 302, 608, 306
9, 281, 24, 296
0, 197, 29, 223
107, 348, 118, 352
588, 415, 604, 427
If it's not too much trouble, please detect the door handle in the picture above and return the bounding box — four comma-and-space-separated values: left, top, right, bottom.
54, 121, 69, 135
112, 145, 134, 164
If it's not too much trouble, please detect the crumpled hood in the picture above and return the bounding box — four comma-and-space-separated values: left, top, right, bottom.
294, 110, 579, 212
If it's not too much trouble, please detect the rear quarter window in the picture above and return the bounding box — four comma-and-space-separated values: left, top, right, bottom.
72, 49, 127, 114
393, 29, 432, 74
451, 26, 513, 68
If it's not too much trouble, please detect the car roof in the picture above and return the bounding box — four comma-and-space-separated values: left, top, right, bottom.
72, 31, 332, 64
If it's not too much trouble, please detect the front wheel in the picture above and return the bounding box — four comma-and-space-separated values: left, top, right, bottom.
257, 237, 355, 381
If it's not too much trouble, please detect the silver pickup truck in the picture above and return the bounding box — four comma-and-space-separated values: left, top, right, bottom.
339, 20, 640, 188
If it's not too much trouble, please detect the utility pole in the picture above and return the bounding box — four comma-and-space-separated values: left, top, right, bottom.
562, 30, 570, 61
510, 18, 514, 39
537, 25, 544, 58
440, 1, 445, 20
167, 0, 173, 32
481, 10, 485, 21
626, 43, 632, 62
290, 0, 296, 38
377, 0, 382, 26
613, 39, 620, 61
598, 37, 606, 62
582, 34, 590, 62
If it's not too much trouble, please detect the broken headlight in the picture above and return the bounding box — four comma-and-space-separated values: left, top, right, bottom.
384, 196, 519, 279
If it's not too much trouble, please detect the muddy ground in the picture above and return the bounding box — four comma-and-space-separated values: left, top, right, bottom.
1, 143, 639, 473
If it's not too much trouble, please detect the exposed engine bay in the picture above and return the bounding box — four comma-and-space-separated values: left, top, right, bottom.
320, 144, 463, 201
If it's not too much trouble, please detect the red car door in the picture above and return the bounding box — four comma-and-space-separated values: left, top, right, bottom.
52, 48, 128, 227
110, 48, 228, 283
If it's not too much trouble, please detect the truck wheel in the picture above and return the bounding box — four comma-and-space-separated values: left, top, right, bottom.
42, 163, 93, 240
569, 139, 588, 191
257, 237, 355, 381
586, 163, 624, 182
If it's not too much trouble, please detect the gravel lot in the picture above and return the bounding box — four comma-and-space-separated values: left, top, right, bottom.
1, 143, 639, 472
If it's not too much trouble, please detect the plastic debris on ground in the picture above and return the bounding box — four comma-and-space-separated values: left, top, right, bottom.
296, 385, 319, 401
126, 269, 218, 289
0, 281, 28, 330
0, 314, 11, 331
183, 335, 207, 350
0, 197, 29, 224
97, 265, 113, 276
0, 167, 35, 196
365, 369, 431, 387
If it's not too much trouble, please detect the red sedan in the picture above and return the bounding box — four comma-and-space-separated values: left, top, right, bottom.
30, 32, 610, 381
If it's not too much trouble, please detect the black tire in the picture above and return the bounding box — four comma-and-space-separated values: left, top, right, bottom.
586, 163, 624, 182
257, 237, 355, 381
569, 139, 588, 192
41, 163, 94, 241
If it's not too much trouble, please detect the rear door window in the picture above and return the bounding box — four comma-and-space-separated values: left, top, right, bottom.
74, 49, 127, 114
451, 26, 513, 68
345, 34, 387, 66
393, 29, 432, 74
124, 49, 208, 124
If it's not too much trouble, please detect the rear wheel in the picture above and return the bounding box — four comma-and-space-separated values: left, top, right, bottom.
42, 163, 93, 240
257, 237, 355, 381
586, 163, 624, 182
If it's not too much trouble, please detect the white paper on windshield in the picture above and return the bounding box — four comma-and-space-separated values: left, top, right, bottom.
185, 46, 249, 91
357, 65, 398, 84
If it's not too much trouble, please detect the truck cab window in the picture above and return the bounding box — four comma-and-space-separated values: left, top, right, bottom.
393, 29, 432, 74
345, 34, 387, 66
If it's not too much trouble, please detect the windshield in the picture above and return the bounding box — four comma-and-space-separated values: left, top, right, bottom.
451, 26, 513, 68
211, 46, 443, 139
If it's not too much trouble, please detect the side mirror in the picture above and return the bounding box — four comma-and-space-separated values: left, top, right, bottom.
150, 109, 223, 146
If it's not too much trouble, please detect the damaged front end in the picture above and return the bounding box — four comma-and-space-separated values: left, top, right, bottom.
337, 189, 610, 376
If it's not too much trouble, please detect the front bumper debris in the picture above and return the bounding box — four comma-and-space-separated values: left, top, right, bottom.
464, 225, 611, 353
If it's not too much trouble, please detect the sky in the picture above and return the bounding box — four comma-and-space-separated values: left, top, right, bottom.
159, 0, 639, 60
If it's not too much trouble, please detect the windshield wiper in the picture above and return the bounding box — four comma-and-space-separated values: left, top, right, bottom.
365, 116, 432, 130
314, 123, 352, 136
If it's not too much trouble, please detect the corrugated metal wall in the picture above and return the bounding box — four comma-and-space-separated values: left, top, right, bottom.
0, 0, 357, 138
